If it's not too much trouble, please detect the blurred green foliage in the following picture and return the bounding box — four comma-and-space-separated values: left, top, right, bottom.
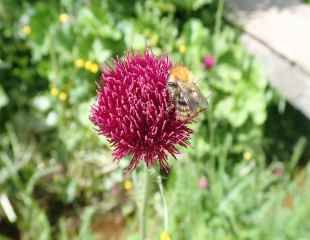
0, 0, 310, 239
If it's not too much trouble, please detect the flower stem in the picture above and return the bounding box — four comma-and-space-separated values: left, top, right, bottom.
157, 175, 168, 231
134, 169, 149, 240
215, 0, 224, 35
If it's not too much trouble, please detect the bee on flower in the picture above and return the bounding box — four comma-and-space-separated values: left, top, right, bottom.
167, 65, 208, 121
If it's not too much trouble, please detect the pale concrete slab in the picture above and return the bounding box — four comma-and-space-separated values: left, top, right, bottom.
227, 0, 310, 118
242, 34, 310, 117
229, 0, 310, 71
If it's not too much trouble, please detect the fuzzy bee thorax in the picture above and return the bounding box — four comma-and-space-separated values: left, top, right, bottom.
169, 65, 193, 83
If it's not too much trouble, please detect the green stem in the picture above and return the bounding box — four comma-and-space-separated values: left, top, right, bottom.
138, 168, 150, 240
215, 0, 225, 35
157, 175, 168, 231
140, 169, 149, 240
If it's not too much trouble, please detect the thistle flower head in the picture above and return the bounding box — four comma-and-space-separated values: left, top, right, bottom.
198, 176, 209, 189
90, 51, 193, 172
202, 54, 216, 70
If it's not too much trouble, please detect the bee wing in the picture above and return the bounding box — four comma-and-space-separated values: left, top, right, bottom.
169, 80, 191, 108
180, 83, 208, 112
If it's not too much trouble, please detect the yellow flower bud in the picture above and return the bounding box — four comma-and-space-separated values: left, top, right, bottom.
75, 58, 85, 68
243, 151, 252, 161
21, 25, 31, 35
160, 231, 171, 240
59, 13, 70, 24
89, 63, 99, 73
123, 180, 133, 191
178, 44, 187, 54
84, 60, 93, 71
59, 91, 68, 102
50, 87, 58, 96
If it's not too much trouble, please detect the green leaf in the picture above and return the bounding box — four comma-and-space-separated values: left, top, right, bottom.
0, 86, 8, 109
77, 100, 92, 127
214, 96, 234, 118
65, 179, 77, 203
78, 207, 96, 240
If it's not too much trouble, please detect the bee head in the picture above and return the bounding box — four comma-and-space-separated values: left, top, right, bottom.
170, 65, 192, 83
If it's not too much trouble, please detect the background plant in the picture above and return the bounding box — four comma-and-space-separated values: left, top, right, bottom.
0, 0, 309, 239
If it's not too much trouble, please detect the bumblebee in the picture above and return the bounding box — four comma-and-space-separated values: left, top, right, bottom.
167, 65, 208, 120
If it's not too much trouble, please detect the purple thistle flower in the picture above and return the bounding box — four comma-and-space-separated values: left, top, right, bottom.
90, 51, 193, 172
202, 55, 216, 70
198, 176, 208, 189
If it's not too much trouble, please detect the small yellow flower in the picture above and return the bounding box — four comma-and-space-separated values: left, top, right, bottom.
123, 180, 133, 191
160, 231, 171, 240
178, 44, 187, 54
21, 25, 31, 35
89, 63, 99, 73
59, 91, 68, 102
84, 60, 93, 71
59, 13, 70, 24
75, 58, 85, 68
50, 87, 59, 96
243, 151, 252, 161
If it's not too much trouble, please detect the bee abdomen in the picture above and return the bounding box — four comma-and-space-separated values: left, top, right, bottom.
175, 104, 191, 120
